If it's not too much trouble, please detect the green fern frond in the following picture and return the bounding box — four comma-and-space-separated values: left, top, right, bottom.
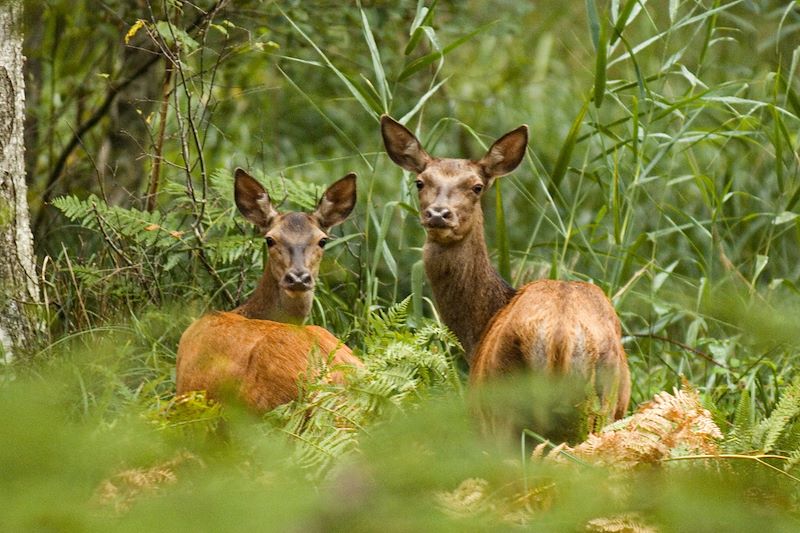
756, 376, 800, 453
52, 194, 186, 249
725, 388, 754, 452
367, 296, 411, 344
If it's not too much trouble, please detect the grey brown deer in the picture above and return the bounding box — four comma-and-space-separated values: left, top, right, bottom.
176, 168, 362, 412
381, 116, 630, 437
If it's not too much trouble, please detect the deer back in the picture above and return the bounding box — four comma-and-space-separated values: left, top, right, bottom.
176, 312, 361, 412
470, 280, 630, 420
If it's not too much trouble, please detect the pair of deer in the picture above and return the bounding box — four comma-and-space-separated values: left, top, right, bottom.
176, 116, 630, 437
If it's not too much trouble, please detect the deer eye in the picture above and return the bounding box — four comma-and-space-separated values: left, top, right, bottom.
265, 236, 276, 247
472, 184, 484, 194
415, 179, 424, 190
318, 237, 329, 248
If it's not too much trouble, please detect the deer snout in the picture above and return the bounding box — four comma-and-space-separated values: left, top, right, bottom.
282, 270, 314, 291
423, 206, 454, 228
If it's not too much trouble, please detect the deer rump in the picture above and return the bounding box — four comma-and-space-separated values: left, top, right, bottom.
470, 280, 630, 442
176, 312, 361, 412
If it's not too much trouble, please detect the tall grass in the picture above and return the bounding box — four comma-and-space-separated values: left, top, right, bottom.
6, 0, 800, 529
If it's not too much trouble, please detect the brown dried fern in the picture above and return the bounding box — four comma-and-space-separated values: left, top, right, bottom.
94, 451, 203, 513
534, 384, 722, 469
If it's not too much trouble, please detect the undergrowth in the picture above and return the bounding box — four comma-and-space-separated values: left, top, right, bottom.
5, 0, 800, 530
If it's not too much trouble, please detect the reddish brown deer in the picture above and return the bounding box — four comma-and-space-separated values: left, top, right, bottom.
381, 116, 630, 436
176, 168, 362, 412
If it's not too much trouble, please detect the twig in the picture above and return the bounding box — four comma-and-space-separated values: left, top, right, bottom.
90, 201, 134, 268
145, 56, 174, 212
35, 0, 232, 232
630, 332, 731, 372
90, 201, 160, 303
36, 52, 161, 228
60, 243, 91, 329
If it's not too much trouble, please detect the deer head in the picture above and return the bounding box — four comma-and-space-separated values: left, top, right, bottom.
234, 168, 356, 296
381, 115, 528, 245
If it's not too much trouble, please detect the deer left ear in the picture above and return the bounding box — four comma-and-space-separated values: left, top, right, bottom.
478, 125, 528, 179
313, 173, 357, 229
381, 115, 431, 174
234, 168, 278, 231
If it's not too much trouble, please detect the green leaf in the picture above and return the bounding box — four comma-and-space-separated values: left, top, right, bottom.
773, 211, 798, 225
594, 17, 608, 108
155, 21, 199, 51
586, 0, 601, 50
398, 21, 497, 82
551, 100, 589, 189
753, 254, 769, 284
610, 0, 638, 46
399, 77, 449, 124
495, 181, 511, 282
359, 4, 390, 110
404, 0, 438, 55
280, 7, 378, 119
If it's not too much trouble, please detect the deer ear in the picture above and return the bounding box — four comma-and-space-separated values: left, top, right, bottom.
234, 168, 278, 231
381, 115, 431, 174
478, 125, 528, 179
314, 173, 357, 229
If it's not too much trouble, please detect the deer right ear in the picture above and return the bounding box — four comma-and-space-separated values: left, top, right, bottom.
234, 168, 278, 231
380, 115, 431, 174
478, 125, 528, 179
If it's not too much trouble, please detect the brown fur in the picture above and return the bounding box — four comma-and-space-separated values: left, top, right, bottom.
471, 280, 630, 419
381, 115, 630, 426
423, 217, 516, 358
176, 312, 361, 411
176, 168, 362, 412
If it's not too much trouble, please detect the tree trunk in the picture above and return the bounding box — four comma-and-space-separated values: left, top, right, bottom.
0, 1, 39, 361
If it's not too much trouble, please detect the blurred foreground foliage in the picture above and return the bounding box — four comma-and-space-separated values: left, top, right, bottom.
5, 0, 800, 529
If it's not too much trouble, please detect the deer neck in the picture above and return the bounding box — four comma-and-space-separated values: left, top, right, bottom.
423, 217, 516, 362
233, 271, 313, 325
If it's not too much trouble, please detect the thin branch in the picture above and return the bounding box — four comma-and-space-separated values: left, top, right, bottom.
145, 51, 174, 212
630, 332, 732, 371
35, 0, 232, 231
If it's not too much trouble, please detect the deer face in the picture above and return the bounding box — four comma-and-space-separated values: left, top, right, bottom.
381, 116, 528, 245
234, 168, 356, 295
414, 159, 488, 243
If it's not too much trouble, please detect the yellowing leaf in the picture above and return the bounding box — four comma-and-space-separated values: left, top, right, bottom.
125, 19, 146, 45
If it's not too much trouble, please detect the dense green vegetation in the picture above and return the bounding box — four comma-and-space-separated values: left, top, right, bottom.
4, 0, 800, 530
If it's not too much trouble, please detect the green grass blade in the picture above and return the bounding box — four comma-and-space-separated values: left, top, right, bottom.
495, 180, 511, 282
404, 0, 438, 55
411, 260, 425, 322
280, 7, 378, 119
398, 21, 497, 82
358, 3, 390, 110
585, 0, 601, 50
277, 66, 373, 171
594, 17, 608, 108
610, 0, 639, 46
551, 100, 589, 189
399, 77, 449, 124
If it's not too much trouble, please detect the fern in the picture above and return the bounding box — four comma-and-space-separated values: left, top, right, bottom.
52, 194, 186, 249
725, 388, 754, 452
367, 296, 411, 344
254, 303, 459, 477
756, 376, 800, 453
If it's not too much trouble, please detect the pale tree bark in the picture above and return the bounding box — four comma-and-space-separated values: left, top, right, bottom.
0, 1, 39, 361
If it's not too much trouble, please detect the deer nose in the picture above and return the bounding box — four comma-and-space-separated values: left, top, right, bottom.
425, 206, 452, 219
424, 206, 452, 226
283, 270, 313, 290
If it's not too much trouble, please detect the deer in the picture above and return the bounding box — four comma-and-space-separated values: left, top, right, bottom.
380, 115, 630, 440
176, 168, 363, 412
